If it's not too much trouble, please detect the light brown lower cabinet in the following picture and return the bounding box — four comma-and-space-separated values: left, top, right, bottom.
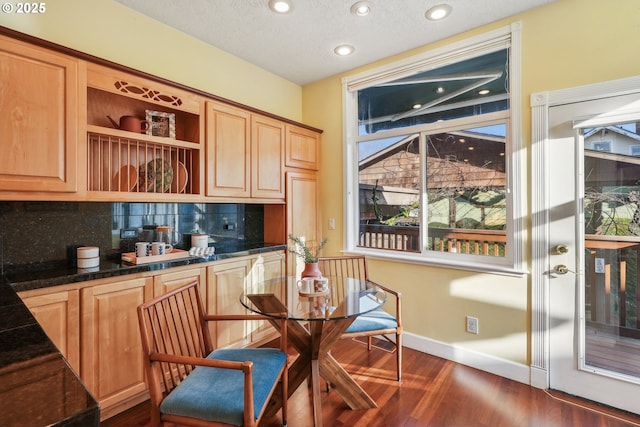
206, 252, 286, 349
80, 276, 154, 420
18, 288, 80, 374
153, 266, 207, 297
206, 257, 253, 349
17, 253, 283, 420
286, 170, 320, 276
248, 251, 286, 344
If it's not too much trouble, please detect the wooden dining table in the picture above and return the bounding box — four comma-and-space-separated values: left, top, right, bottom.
240, 276, 387, 427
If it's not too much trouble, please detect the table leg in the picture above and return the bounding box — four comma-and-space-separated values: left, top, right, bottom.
317, 317, 378, 410
311, 359, 323, 427
308, 320, 324, 427
247, 294, 378, 426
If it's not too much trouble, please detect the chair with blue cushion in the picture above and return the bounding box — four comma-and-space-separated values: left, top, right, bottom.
137, 281, 288, 427
318, 255, 402, 381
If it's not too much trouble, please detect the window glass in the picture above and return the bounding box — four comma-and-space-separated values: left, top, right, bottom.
358, 134, 421, 252
425, 124, 507, 257
584, 121, 640, 237
358, 49, 509, 136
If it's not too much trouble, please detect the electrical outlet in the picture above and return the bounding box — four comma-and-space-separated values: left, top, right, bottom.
466, 316, 479, 334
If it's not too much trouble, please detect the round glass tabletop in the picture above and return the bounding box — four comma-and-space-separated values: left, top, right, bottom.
240, 276, 387, 322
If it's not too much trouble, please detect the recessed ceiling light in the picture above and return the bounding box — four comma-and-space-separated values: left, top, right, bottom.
412, 104, 422, 109
269, 0, 292, 13
478, 89, 491, 95
350, 1, 372, 17
436, 86, 445, 94
334, 44, 355, 56
425, 4, 452, 21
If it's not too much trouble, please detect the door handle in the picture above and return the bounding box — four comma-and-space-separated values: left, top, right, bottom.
553, 264, 575, 275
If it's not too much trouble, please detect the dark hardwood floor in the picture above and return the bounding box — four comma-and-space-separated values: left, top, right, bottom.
103, 338, 640, 427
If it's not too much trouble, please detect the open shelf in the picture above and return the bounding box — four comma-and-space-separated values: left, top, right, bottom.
87, 87, 201, 145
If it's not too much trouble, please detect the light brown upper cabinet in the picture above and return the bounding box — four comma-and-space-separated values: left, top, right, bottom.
251, 114, 285, 199
286, 124, 320, 171
206, 101, 285, 200
206, 101, 251, 197
0, 35, 80, 192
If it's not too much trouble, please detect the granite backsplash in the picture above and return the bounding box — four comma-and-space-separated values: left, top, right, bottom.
0, 201, 265, 269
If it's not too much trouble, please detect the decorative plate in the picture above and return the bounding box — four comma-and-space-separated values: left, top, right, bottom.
112, 164, 138, 192
170, 160, 188, 193
139, 158, 173, 193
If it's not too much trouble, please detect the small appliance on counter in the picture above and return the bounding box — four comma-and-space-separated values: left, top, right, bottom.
77, 246, 100, 269
190, 233, 209, 248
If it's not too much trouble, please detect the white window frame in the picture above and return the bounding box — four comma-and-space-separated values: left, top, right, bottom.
341, 23, 525, 275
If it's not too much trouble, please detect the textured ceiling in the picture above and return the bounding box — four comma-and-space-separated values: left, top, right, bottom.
114, 0, 556, 86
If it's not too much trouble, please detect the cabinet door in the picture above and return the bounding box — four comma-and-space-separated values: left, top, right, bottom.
153, 267, 206, 297
251, 115, 285, 199
287, 171, 321, 276
81, 277, 153, 420
206, 257, 252, 348
19, 289, 80, 373
206, 101, 251, 197
285, 124, 320, 171
0, 35, 79, 192
249, 251, 286, 343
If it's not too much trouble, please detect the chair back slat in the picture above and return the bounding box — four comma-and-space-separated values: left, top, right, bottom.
138, 282, 212, 397
318, 255, 369, 281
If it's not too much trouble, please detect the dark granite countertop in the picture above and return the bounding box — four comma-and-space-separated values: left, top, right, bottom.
0, 280, 99, 427
7, 242, 286, 293
0, 242, 286, 426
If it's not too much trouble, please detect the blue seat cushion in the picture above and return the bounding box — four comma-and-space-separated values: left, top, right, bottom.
159, 348, 287, 425
346, 308, 398, 333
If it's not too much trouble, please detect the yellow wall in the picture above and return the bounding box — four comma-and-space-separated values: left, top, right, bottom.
303, 0, 640, 364
1, 0, 303, 121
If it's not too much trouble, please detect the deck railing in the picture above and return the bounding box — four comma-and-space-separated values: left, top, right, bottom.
359, 223, 506, 256
358, 225, 640, 341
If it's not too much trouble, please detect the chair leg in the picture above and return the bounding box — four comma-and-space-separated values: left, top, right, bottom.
281, 368, 288, 426
396, 332, 402, 382
367, 336, 372, 351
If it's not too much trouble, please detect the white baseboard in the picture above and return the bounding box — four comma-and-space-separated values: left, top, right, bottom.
403, 332, 536, 387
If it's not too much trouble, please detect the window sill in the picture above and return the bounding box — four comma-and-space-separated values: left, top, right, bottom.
343, 247, 529, 277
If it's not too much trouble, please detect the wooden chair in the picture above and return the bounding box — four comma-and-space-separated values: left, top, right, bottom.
137, 281, 288, 427
318, 255, 403, 381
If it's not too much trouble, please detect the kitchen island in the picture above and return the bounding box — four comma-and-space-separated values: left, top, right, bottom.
0, 242, 285, 426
